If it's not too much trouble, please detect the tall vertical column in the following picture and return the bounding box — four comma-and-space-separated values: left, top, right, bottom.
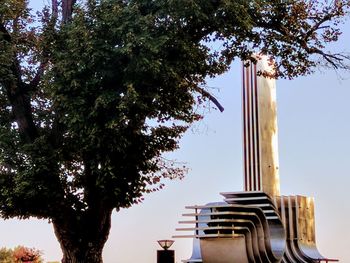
242, 55, 280, 197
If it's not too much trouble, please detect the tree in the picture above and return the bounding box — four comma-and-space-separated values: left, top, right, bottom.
0, 0, 349, 262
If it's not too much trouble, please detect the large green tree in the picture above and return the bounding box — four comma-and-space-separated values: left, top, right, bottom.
0, 0, 349, 262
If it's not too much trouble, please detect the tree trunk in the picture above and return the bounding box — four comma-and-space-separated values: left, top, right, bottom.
60, 245, 103, 263
60, 246, 103, 263
52, 208, 112, 263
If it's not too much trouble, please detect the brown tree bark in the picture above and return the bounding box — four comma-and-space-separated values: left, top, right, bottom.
53, 208, 113, 263
60, 245, 103, 263
62, 0, 77, 23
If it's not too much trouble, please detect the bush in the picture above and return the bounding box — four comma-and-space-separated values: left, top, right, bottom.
0, 246, 45, 263
0, 247, 13, 263
13, 246, 43, 263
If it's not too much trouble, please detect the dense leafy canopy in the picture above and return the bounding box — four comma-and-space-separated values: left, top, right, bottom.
0, 0, 349, 262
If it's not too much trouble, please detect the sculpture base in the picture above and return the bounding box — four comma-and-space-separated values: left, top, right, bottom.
200, 237, 248, 263
175, 191, 338, 262
157, 250, 175, 263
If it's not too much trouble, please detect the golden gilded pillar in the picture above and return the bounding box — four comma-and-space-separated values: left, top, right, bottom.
242, 55, 280, 197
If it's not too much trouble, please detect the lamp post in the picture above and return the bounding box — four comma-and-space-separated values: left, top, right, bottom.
157, 240, 175, 263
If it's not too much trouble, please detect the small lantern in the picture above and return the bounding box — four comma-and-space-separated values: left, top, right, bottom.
157, 240, 175, 263
157, 240, 174, 250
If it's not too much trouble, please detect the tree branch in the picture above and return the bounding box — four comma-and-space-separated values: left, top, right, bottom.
52, 0, 59, 19
305, 13, 334, 40
28, 61, 47, 91
309, 48, 350, 69
6, 68, 38, 143
193, 86, 224, 112
0, 23, 12, 42
62, 0, 77, 23
26, 0, 59, 91
0, 24, 38, 143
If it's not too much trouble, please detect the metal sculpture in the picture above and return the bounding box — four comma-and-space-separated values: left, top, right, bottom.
242, 56, 280, 197
175, 55, 338, 263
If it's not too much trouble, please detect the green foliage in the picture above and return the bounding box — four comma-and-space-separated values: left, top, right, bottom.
0, 0, 348, 216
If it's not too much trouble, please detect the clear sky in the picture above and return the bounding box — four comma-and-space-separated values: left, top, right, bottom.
1, 1, 350, 262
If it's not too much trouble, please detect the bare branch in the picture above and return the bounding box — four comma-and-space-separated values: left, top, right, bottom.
308, 47, 350, 69
192, 86, 224, 112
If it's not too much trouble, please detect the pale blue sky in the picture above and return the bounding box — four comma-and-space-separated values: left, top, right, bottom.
1, 1, 350, 262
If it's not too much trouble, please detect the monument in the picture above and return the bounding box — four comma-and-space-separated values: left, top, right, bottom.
174, 55, 338, 263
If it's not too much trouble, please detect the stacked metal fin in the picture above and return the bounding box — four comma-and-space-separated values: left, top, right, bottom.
175, 192, 338, 263
273, 195, 338, 263
175, 192, 285, 263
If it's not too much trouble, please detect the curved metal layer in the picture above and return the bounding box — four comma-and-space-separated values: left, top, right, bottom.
211, 205, 280, 262
294, 196, 324, 260
175, 197, 286, 263
176, 191, 340, 263
274, 195, 338, 263
198, 204, 272, 263
221, 191, 280, 218
284, 196, 309, 263
230, 219, 262, 262
232, 226, 255, 262
221, 191, 286, 259
186, 238, 202, 263
201, 207, 268, 262
274, 196, 301, 263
